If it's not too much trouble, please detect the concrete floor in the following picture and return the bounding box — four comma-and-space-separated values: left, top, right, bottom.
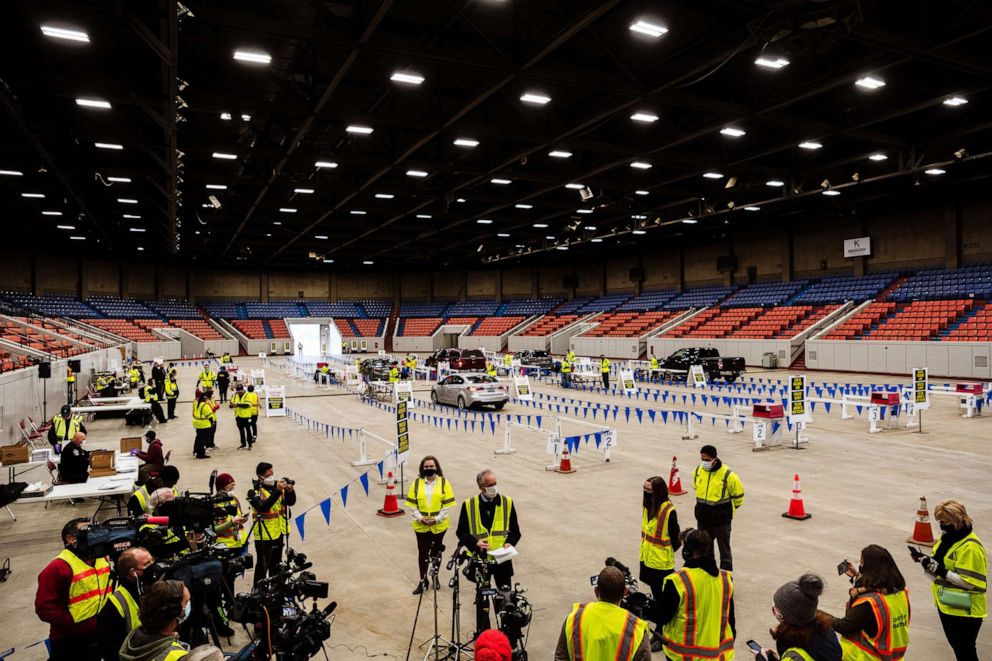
2, 356, 990, 660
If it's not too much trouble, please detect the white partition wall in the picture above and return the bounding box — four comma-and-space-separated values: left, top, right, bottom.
805, 339, 992, 379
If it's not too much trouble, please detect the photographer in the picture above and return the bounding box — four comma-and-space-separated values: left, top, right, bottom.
230, 385, 254, 450
826, 544, 909, 661
34, 517, 112, 661
639, 476, 680, 652
48, 404, 87, 453
656, 529, 735, 659
249, 462, 297, 585
119, 579, 221, 661
140, 489, 191, 560
555, 566, 651, 661
97, 547, 154, 661
405, 455, 455, 594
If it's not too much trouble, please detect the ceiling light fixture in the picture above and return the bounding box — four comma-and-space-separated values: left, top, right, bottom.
799, 141, 823, 150
497, 233, 511, 237
0, 170, 24, 176
406, 169, 428, 177
868, 153, 888, 162
212, 152, 237, 160
241, 113, 252, 121
95, 142, 123, 150
630, 161, 652, 169
416, 214, 432, 219
375, 193, 395, 199
720, 127, 745, 137
630, 111, 659, 123
556, 246, 569, 251
345, 125, 374, 134
205, 184, 227, 190
323, 258, 334, 263
315, 161, 338, 169
294, 188, 314, 194
350, 210, 366, 215
42, 211, 63, 216
491, 178, 511, 185
363, 260, 374, 265
632, 230, 647, 235
477, 219, 493, 224
272, 221, 282, 225
634, 190, 649, 196
220, 112, 232, 120
107, 176, 131, 183
520, 92, 551, 105
565, 183, 585, 190
533, 223, 549, 228
631, 214, 647, 219
75, 98, 111, 109
129, 227, 146, 232
744, 206, 760, 211
117, 198, 138, 203
591, 238, 603, 243
279, 207, 297, 213
754, 55, 789, 69
822, 189, 841, 196
41, 25, 90, 42
548, 150, 572, 158
22, 192, 44, 198
233, 50, 271, 64
682, 219, 698, 224
390, 72, 424, 85
453, 138, 479, 147
69, 235, 86, 240
56, 224, 75, 230
577, 209, 594, 214
855, 75, 886, 90
943, 96, 968, 107
123, 214, 141, 219
766, 179, 785, 187
628, 19, 668, 37
515, 204, 533, 209
924, 168, 946, 175
315, 234, 328, 239
702, 172, 724, 179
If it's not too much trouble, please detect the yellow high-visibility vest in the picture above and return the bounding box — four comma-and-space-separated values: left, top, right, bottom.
564, 600, 649, 661
252, 486, 288, 540
389, 367, 399, 383
662, 567, 735, 660
164, 381, 178, 399
839, 589, 910, 661
198, 369, 216, 388
406, 477, 455, 534
52, 415, 83, 441
561, 360, 572, 374
504, 354, 512, 366
930, 532, 987, 618
192, 400, 215, 429
692, 464, 744, 512
107, 585, 141, 633
465, 495, 513, 561
780, 649, 814, 661
601, 358, 611, 373
56, 549, 112, 623
131, 484, 152, 514
231, 392, 253, 419
650, 357, 659, 370
246, 391, 259, 415
640, 502, 675, 571
215, 495, 248, 548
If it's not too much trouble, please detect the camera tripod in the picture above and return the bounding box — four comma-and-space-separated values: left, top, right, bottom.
405, 543, 474, 661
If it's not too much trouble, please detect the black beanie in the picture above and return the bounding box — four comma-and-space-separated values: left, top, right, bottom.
774, 574, 823, 626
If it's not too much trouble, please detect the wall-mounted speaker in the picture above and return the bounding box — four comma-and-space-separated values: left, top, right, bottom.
38, 361, 51, 379
68, 359, 82, 372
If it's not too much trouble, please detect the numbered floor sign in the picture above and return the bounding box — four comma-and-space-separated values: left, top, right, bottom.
265, 386, 286, 417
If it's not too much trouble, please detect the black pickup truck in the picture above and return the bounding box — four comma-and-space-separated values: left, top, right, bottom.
659, 347, 746, 383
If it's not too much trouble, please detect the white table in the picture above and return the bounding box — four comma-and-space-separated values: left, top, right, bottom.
11, 455, 138, 521
72, 396, 149, 414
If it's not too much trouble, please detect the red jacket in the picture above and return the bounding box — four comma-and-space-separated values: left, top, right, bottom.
135, 439, 164, 466
35, 555, 99, 641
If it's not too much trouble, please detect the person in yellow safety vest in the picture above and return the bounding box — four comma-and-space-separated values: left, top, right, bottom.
139, 489, 191, 560
918, 499, 986, 660
249, 462, 297, 586
757, 573, 841, 661
556, 565, 652, 661
128, 466, 180, 518
167, 362, 177, 381
504, 352, 513, 368
48, 404, 87, 453
566, 349, 576, 363
129, 365, 141, 388
649, 352, 660, 383
600, 355, 611, 390
213, 473, 249, 551
486, 361, 497, 378
97, 547, 154, 661
191, 390, 215, 459
246, 384, 260, 442
640, 476, 682, 652
66, 365, 76, 403
230, 384, 254, 450
35, 517, 112, 661
561, 357, 572, 388
389, 362, 400, 383
145, 380, 167, 424
119, 579, 221, 661
342, 340, 348, 353
405, 456, 456, 595
692, 444, 744, 571
164, 375, 179, 420
220, 352, 232, 364
197, 364, 216, 391
455, 469, 521, 632
657, 528, 735, 661
827, 544, 910, 661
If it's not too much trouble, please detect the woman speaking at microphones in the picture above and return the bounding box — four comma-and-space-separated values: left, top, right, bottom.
405, 456, 456, 594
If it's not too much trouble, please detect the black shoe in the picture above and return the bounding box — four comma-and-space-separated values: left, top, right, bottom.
194, 455, 209, 459
412, 583, 424, 595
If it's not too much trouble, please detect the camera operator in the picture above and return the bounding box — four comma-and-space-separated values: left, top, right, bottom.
34, 517, 112, 661
140, 489, 192, 560
656, 529, 735, 659
248, 461, 296, 585
97, 547, 155, 661
58, 432, 90, 484
405, 455, 455, 594
48, 404, 87, 453
640, 476, 681, 652
129, 466, 180, 518
555, 566, 651, 661
119, 579, 221, 661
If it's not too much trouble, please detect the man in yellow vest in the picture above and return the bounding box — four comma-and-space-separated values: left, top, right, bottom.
191, 390, 215, 459
197, 364, 216, 391
456, 469, 521, 632
556, 565, 651, 661
405, 456, 456, 594
649, 352, 660, 383
145, 379, 167, 424
220, 352, 232, 364
164, 374, 179, 419
119, 579, 220, 660
246, 384, 260, 443
48, 404, 87, 453
640, 476, 682, 652
97, 547, 154, 661
389, 362, 400, 383
129, 364, 141, 389
231, 384, 254, 449
561, 357, 572, 388
249, 461, 297, 586
692, 444, 744, 571
657, 528, 735, 661
600, 355, 611, 389
566, 349, 576, 364
504, 352, 513, 369
486, 361, 497, 378
34, 517, 112, 661
66, 364, 76, 405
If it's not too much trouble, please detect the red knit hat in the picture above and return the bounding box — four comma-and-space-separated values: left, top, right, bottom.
474, 629, 512, 661
216, 473, 235, 491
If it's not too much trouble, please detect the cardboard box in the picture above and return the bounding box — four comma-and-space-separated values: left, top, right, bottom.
752, 403, 784, 419
871, 392, 900, 406
88, 449, 117, 477
1, 444, 30, 466
120, 436, 142, 454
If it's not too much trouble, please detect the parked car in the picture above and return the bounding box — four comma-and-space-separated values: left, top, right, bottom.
424, 348, 487, 371
431, 373, 508, 410
659, 347, 746, 383
360, 358, 392, 382
516, 349, 554, 370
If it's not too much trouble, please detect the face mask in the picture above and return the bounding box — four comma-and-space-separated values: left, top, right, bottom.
179, 600, 191, 622
939, 522, 955, 533
643, 492, 652, 507
483, 486, 498, 498
422, 468, 437, 477
262, 477, 276, 487
701, 461, 713, 471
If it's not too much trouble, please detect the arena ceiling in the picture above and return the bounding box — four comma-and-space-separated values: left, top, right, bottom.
2, 0, 992, 269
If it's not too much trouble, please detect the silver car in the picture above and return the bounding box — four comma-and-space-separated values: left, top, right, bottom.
431, 373, 508, 410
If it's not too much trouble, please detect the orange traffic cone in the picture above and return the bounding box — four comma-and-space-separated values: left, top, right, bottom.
668, 456, 687, 496
907, 496, 935, 547
377, 471, 404, 518
782, 474, 811, 520
556, 446, 576, 474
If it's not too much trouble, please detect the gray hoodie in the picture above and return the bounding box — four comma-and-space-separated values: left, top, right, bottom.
119, 627, 188, 661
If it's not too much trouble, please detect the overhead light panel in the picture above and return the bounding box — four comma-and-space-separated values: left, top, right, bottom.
345, 125, 374, 134
533, 223, 549, 228
924, 168, 946, 175
375, 193, 395, 199
0, 170, 24, 176
630, 161, 652, 170
545, 236, 556, 240
477, 219, 493, 224
107, 176, 131, 183
117, 198, 138, 204
497, 233, 511, 237
123, 214, 141, 219
682, 219, 698, 224
584, 225, 597, 231
744, 206, 761, 212
294, 188, 314, 194
241, 113, 252, 121
720, 127, 746, 137
630, 111, 659, 123
363, 260, 374, 265
629, 19, 668, 38
95, 142, 123, 150
22, 192, 44, 198
631, 214, 647, 220
233, 50, 271, 65
577, 209, 594, 214
390, 72, 425, 85
799, 141, 823, 150
205, 184, 227, 190
591, 238, 603, 243
56, 225, 75, 230
456, 198, 466, 203
549, 150, 572, 158
129, 227, 146, 232
702, 172, 724, 179
75, 98, 111, 109
323, 258, 334, 263
822, 189, 841, 196
42, 211, 63, 216
69, 236, 86, 240
212, 152, 237, 160
279, 207, 297, 213
556, 246, 569, 251
406, 169, 428, 177
855, 75, 886, 90
943, 96, 968, 107
350, 210, 367, 215
220, 113, 232, 120
632, 230, 647, 235
41, 26, 90, 42
515, 204, 533, 209
315, 161, 338, 169
272, 221, 282, 225
565, 183, 585, 190
754, 55, 789, 69
491, 178, 511, 185
315, 234, 328, 240
454, 138, 479, 148
766, 179, 785, 187
416, 214, 432, 219
635, 190, 649, 196
520, 92, 551, 105
868, 153, 888, 162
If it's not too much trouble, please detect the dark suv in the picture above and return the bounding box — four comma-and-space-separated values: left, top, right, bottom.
425, 348, 487, 371
516, 349, 554, 369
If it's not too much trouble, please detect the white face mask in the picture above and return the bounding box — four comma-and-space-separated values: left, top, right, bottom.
262, 477, 276, 487
483, 485, 498, 498
701, 461, 713, 471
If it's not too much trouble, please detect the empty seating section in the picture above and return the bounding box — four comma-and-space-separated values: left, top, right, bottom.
496, 298, 561, 315
201, 302, 243, 319
617, 290, 678, 311
665, 307, 763, 338
520, 314, 580, 336
400, 302, 452, 317
861, 300, 975, 341
790, 273, 898, 305
245, 301, 305, 318
582, 311, 678, 337
351, 319, 383, 336
84, 318, 160, 341
663, 286, 735, 310
721, 281, 806, 307
446, 300, 500, 316
889, 265, 992, 301
304, 301, 362, 317
0, 319, 90, 357
268, 319, 290, 338
3, 293, 100, 318
399, 318, 444, 336
944, 302, 992, 341
0, 349, 33, 373
168, 319, 225, 340
821, 302, 899, 340
232, 320, 267, 339
554, 297, 594, 314
144, 299, 202, 319
471, 316, 525, 336
356, 300, 392, 317
86, 296, 161, 319
729, 305, 840, 339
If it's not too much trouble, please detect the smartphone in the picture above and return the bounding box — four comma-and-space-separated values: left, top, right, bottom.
908, 545, 924, 561
746, 640, 767, 660
836, 559, 849, 576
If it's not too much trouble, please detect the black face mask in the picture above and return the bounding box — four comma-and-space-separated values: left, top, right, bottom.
422, 468, 437, 477
643, 492, 652, 508
939, 523, 955, 534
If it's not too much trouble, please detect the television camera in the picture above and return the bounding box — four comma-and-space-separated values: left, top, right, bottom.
589, 557, 655, 620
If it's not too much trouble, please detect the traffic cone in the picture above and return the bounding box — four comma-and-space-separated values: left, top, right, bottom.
668, 456, 687, 495
376, 471, 404, 518
556, 445, 576, 474
782, 474, 811, 521
907, 496, 935, 547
